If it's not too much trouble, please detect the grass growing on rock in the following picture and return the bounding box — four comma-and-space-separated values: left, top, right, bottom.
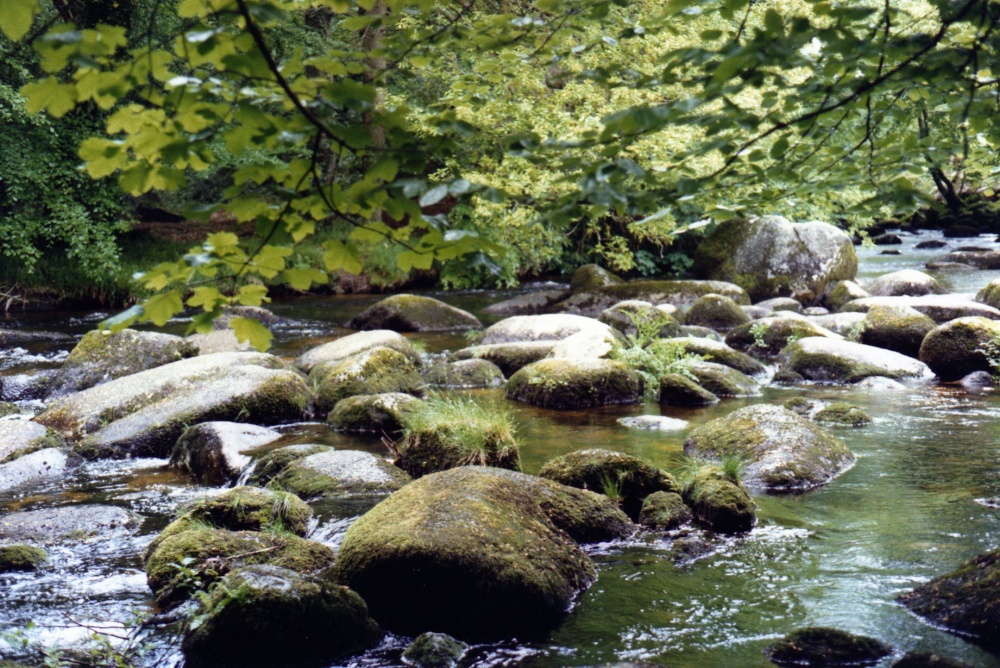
608, 311, 704, 397
393, 393, 520, 477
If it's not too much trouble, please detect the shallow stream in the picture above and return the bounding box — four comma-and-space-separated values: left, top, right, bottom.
2, 230, 1000, 667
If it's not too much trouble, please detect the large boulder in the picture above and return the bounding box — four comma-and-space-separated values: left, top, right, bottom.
295, 330, 420, 373
46, 329, 197, 398
570, 264, 623, 293
865, 269, 944, 297
477, 314, 613, 345
899, 550, 1000, 650
308, 347, 423, 413
840, 295, 1000, 323
327, 393, 424, 433
538, 449, 679, 520
451, 342, 555, 376
34, 352, 313, 459
347, 294, 481, 332
507, 359, 643, 410
683, 294, 751, 331
554, 280, 749, 318
170, 422, 281, 486
856, 305, 936, 358
684, 405, 854, 492
333, 466, 633, 640
918, 317, 1000, 381
268, 450, 411, 500
0, 505, 139, 545
0, 421, 63, 463
725, 315, 841, 358
182, 565, 382, 668
0, 448, 83, 493
668, 337, 766, 376
780, 337, 933, 383
692, 216, 857, 302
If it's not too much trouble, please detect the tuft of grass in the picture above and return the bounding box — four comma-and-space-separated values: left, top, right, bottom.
401, 393, 519, 467
676, 455, 745, 487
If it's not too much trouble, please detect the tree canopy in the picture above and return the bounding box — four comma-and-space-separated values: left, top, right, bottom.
1, 0, 998, 348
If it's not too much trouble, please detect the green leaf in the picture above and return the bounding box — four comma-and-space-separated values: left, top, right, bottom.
397, 249, 434, 271
419, 184, 449, 208
21, 77, 78, 117
187, 286, 227, 311
144, 291, 185, 326
321, 240, 363, 275
236, 285, 270, 307
0, 0, 38, 41
229, 317, 273, 352
280, 267, 327, 291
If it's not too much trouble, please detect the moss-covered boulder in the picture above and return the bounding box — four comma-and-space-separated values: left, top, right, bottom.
401, 632, 469, 668
866, 269, 944, 297
766, 627, 891, 666
182, 565, 382, 668
669, 337, 766, 376
170, 422, 281, 486
347, 294, 481, 332
684, 294, 751, 331
598, 301, 683, 338
34, 352, 313, 459
538, 449, 678, 520
725, 315, 842, 358
423, 359, 505, 388
333, 466, 633, 640
0, 448, 84, 493
638, 492, 692, 531
482, 289, 570, 316
0, 420, 64, 464
684, 405, 854, 492
554, 280, 749, 318
975, 277, 1000, 309
841, 295, 1000, 323
507, 358, 643, 410
451, 341, 555, 376
245, 444, 331, 487
856, 304, 936, 358
295, 330, 421, 373
658, 373, 719, 406
145, 528, 336, 608
692, 216, 857, 302
688, 362, 758, 397
781, 337, 933, 383
46, 328, 197, 399
0, 505, 139, 545
570, 264, 623, 293
0, 545, 47, 572
327, 393, 424, 433
269, 450, 411, 500
918, 316, 1000, 381
823, 280, 870, 312
681, 466, 756, 534
898, 548, 1000, 648
309, 347, 423, 414
394, 396, 520, 478
783, 396, 817, 417
892, 652, 975, 668
477, 313, 614, 345
814, 403, 872, 427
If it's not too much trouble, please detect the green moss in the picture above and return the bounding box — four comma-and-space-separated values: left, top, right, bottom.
245, 444, 330, 486
859, 305, 935, 358
919, 317, 1000, 381
681, 466, 756, 534
0, 402, 19, 418
347, 294, 482, 332
0, 544, 47, 572
267, 450, 411, 499
506, 358, 643, 410
327, 392, 424, 433
767, 627, 891, 666
684, 294, 751, 331
638, 491, 692, 531
814, 402, 872, 427
783, 397, 816, 417
688, 362, 757, 397
310, 347, 423, 413
538, 449, 678, 521
570, 264, 622, 293
658, 373, 719, 406
402, 632, 469, 668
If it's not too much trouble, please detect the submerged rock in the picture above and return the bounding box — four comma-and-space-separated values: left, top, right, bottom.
170, 422, 281, 486
684, 405, 854, 492
0, 545, 47, 572
347, 294, 481, 332
781, 337, 933, 383
507, 358, 643, 410
539, 449, 679, 520
333, 466, 633, 640
401, 632, 469, 668
617, 415, 688, 431
0, 505, 139, 544
638, 492, 692, 531
268, 450, 411, 500
295, 330, 421, 373
892, 652, 975, 668
692, 215, 857, 302
899, 548, 1000, 649
35, 352, 312, 459
766, 627, 891, 666
46, 329, 197, 399
309, 347, 423, 413
918, 316, 1000, 381
182, 565, 382, 668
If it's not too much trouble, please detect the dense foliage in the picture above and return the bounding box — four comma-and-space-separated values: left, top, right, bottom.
1, 0, 998, 345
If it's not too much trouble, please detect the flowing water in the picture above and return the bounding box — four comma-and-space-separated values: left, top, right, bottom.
2, 231, 1000, 667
